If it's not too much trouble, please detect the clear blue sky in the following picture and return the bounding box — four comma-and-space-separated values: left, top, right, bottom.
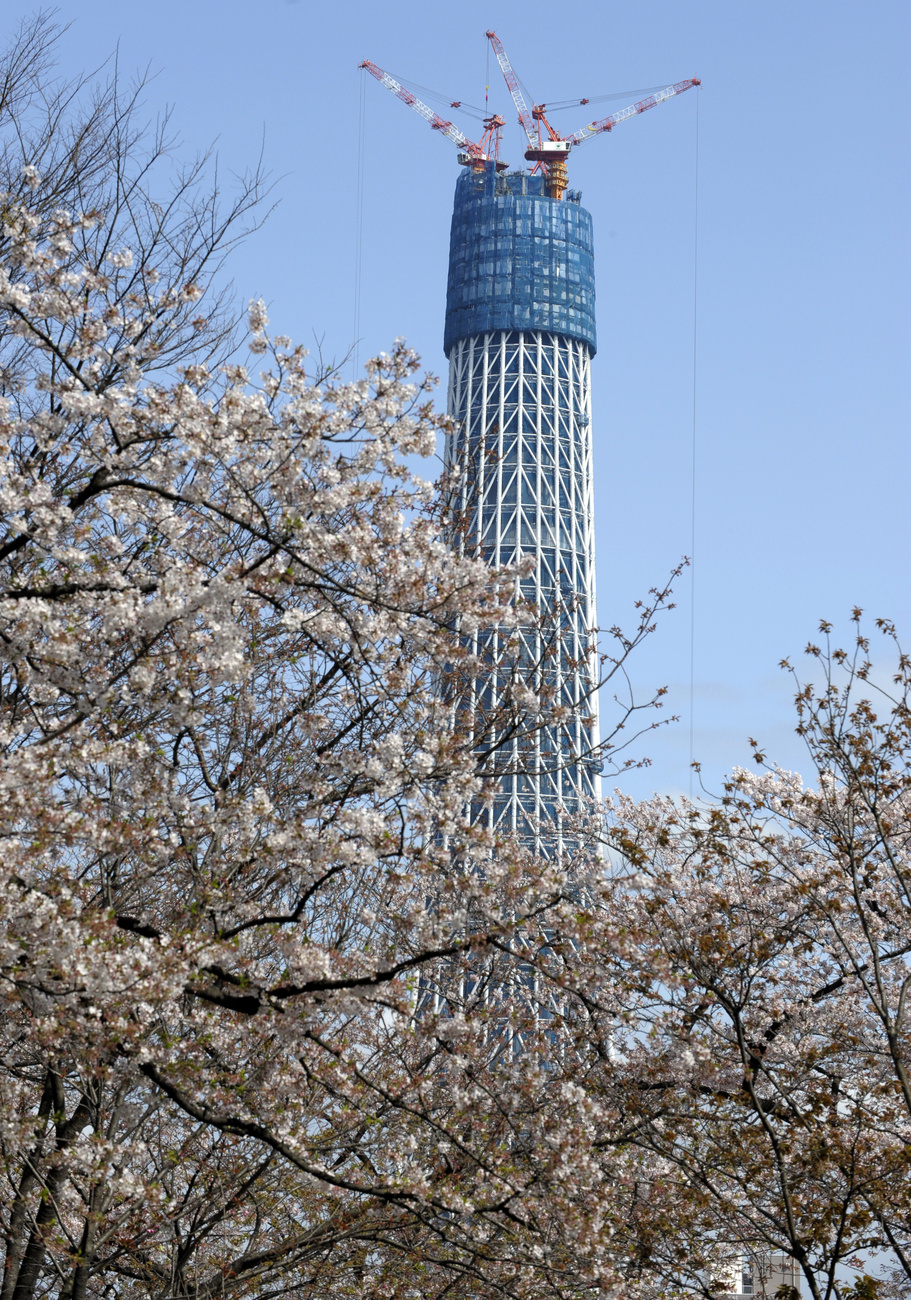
15, 1, 910, 798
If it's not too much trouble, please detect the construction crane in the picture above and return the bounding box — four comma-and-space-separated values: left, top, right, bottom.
359, 60, 507, 169
359, 42, 699, 201
486, 30, 699, 199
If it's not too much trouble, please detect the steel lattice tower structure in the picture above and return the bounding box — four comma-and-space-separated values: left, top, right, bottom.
443, 163, 601, 848
360, 49, 698, 850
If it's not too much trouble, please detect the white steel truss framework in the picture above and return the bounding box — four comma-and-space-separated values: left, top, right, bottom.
446, 330, 601, 850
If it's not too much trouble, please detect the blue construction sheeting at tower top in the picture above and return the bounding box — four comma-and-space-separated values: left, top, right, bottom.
443, 162, 596, 358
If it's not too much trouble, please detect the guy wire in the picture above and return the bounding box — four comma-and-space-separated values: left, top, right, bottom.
689, 87, 700, 799
353, 71, 366, 379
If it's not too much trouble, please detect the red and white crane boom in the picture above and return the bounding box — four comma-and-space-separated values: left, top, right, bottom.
359, 60, 476, 154
485, 29, 536, 149
567, 78, 701, 146
359, 59, 504, 165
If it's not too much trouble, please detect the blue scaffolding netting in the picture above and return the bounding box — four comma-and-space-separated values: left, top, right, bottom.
443, 162, 597, 358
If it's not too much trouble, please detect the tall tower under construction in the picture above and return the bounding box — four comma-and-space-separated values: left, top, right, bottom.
361, 43, 697, 848
444, 162, 600, 846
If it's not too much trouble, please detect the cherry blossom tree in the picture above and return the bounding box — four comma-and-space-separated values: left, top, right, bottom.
592, 616, 911, 1300
9, 17, 906, 1300
0, 17, 679, 1299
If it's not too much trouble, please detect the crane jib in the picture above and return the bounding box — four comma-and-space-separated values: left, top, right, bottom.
568, 80, 698, 147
